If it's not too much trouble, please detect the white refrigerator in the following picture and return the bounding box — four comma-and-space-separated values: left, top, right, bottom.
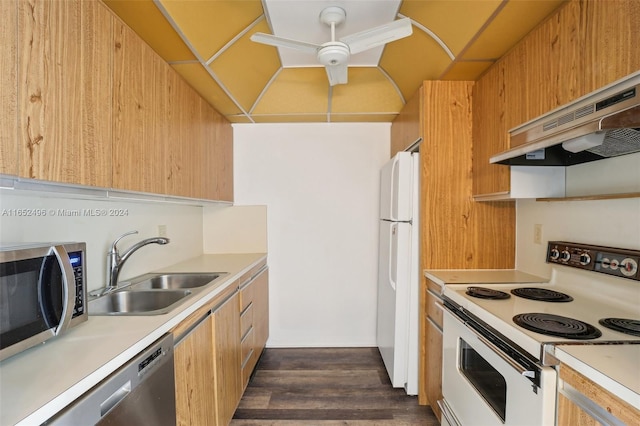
376, 151, 419, 395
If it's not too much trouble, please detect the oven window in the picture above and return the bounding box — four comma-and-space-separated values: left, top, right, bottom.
459, 338, 507, 422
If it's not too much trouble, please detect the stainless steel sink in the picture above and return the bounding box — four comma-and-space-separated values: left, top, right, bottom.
89, 290, 192, 316
129, 273, 222, 290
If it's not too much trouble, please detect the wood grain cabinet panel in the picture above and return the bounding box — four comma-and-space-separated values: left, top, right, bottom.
1, 0, 18, 176
174, 312, 216, 426
558, 364, 640, 426
112, 20, 167, 195
212, 291, 242, 426
239, 268, 269, 389
18, 0, 112, 186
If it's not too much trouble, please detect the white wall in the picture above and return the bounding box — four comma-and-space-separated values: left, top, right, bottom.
203, 205, 268, 253
516, 152, 640, 278
0, 191, 204, 292
233, 123, 391, 347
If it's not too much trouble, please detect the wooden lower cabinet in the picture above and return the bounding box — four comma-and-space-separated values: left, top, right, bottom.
174, 311, 216, 426
424, 279, 443, 420
172, 288, 241, 426
239, 267, 269, 389
557, 364, 640, 426
211, 291, 242, 426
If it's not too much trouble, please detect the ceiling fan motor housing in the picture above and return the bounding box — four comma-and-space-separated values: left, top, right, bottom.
317, 42, 350, 66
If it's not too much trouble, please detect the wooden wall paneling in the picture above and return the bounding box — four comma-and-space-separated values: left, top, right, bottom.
390, 89, 422, 156
18, 0, 112, 186
112, 20, 167, 194
0, 0, 17, 176
421, 81, 475, 269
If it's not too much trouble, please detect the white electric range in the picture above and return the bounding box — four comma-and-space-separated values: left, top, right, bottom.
438, 241, 640, 426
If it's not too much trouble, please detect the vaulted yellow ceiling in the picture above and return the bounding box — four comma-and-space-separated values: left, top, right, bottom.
103, 0, 566, 124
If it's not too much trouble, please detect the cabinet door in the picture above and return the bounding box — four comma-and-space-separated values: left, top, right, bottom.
0, 0, 17, 176
18, 0, 112, 186
174, 314, 216, 426
252, 269, 269, 360
112, 19, 167, 194
425, 317, 443, 421
212, 291, 241, 425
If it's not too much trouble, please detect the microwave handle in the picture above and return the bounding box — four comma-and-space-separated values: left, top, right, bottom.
51, 245, 76, 335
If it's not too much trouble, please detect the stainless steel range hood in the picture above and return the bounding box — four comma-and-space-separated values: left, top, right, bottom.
491, 72, 640, 166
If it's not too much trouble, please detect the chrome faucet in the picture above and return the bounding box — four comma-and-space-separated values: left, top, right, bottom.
105, 230, 170, 291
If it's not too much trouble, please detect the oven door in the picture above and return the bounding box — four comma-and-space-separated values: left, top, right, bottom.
441, 306, 556, 426
0, 245, 76, 361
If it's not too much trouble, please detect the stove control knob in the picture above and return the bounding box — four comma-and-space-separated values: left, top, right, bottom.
579, 253, 591, 266
549, 248, 560, 260
560, 250, 571, 262
620, 258, 638, 277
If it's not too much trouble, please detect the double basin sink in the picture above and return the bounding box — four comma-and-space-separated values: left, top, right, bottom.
89, 272, 227, 316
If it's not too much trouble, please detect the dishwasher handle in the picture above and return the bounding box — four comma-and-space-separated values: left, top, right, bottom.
100, 381, 132, 417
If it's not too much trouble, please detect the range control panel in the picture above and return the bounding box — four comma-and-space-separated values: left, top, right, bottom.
547, 241, 640, 281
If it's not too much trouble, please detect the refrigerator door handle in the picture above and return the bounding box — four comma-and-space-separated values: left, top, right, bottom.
389, 223, 397, 291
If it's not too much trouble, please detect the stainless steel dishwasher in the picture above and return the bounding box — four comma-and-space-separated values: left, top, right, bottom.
45, 334, 176, 425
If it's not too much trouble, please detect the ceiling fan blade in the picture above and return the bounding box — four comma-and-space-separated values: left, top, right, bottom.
340, 18, 413, 55
325, 63, 348, 86
250, 33, 320, 54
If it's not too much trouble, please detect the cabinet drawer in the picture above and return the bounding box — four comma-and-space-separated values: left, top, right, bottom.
240, 303, 253, 338
426, 290, 443, 328
241, 326, 254, 366
239, 280, 256, 312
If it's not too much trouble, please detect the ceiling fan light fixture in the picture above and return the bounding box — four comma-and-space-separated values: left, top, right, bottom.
317, 42, 350, 67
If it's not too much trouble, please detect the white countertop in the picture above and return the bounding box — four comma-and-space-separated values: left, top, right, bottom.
424, 268, 548, 289
0, 253, 267, 426
555, 344, 640, 410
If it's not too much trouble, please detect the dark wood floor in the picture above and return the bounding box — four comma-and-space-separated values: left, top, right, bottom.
231, 347, 438, 425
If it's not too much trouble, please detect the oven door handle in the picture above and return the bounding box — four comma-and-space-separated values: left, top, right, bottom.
462, 320, 536, 379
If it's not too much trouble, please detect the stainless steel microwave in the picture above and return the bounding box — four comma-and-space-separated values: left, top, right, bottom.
0, 242, 87, 361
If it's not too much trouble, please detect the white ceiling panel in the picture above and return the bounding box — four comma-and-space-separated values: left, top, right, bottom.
264, 0, 403, 67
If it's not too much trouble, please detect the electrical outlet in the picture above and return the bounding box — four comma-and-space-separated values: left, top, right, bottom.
158, 225, 167, 238
533, 224, 542, 244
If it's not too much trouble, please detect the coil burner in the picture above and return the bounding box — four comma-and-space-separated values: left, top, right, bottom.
513, 313, 602, 340
466, 287, 510, 300
510, 287, 573, 302
598, 318, 640, 337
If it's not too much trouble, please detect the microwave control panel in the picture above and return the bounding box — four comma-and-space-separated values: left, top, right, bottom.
69, 251, 86, 317
547, 241, 640, 281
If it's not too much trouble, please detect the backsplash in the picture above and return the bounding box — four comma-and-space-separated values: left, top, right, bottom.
516, 152, 640, 276
0, 191, 204, 291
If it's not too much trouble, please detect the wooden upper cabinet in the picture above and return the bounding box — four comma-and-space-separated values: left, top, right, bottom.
0, 0, 17, 176
471, 0, 640, 197
390, 88, 422, 156
112, 17, 233, 201
472, 63, 510, 196
17, 0, 112, 187
210, 109, 234, 202
112, 20, 168, 195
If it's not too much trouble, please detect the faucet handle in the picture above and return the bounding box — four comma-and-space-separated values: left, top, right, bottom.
111, 230, 138, 253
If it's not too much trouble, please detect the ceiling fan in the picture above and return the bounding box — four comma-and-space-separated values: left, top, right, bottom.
250, 6, 413, 86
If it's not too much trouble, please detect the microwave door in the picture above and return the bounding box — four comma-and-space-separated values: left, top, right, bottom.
0, 255, 60, 357
49, 245, 76, 334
